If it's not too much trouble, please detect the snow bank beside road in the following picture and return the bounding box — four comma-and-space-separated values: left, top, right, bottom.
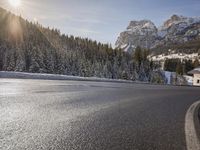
163, 71, 193, 86
183, 75, 193, 86
0, 71, 136, 83
164, 71, 172, 84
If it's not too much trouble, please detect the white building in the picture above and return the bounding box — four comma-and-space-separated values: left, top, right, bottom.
188, 67, 200, 86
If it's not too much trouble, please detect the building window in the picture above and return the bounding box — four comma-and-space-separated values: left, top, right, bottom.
197, 80, 200, 84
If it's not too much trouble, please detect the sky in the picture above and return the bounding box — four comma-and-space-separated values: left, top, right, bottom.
0, 0, 200, 46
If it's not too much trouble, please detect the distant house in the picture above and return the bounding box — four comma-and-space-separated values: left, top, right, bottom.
188, 67, 200, 86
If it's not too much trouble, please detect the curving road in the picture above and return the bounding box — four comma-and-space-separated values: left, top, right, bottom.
0, 79, 200, 150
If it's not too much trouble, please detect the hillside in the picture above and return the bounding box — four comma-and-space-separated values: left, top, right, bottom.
0, 7, 162, 82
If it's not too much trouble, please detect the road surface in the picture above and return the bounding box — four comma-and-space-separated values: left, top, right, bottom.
0, 79, 200, 150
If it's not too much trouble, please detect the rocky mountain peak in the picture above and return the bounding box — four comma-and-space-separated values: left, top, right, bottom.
115, 20, 158, 53
163, 15, 187, 28
171, 14, 185, 21
127, 20, 156, 30
116, 15, 200, 53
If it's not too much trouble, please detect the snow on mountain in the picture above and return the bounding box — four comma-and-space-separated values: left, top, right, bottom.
126, 20, 157, 32
115, 20, 158, 53
158, 15, 200, 44
116, 15, 200, 53
161, 15, 200, 30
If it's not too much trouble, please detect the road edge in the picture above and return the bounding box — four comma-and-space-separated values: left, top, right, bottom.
0, 71, 152, 85
185, 100, 200, 150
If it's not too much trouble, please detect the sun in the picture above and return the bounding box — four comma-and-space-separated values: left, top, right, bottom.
9, 0, 21, 8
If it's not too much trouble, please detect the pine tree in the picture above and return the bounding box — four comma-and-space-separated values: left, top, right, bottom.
134, 46, 142, 66
0, 7, 160, 82
193, 59, 199, 68
176, 61, 183, 75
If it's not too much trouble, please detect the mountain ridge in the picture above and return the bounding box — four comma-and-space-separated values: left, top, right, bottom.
116, 14, 200, 54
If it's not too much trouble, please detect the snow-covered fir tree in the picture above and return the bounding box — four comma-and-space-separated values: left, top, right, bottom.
0, 7, 163, 82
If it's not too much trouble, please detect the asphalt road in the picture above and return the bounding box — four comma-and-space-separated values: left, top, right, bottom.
1, 79, 200, 150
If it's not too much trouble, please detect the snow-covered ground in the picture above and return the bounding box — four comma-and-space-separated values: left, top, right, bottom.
0, 71, 137, 83
183, 75, 193, 85
150, 53, 199, 62
163, 71, 193, 85
0, 71, 195, 86
164, 71, 172, 84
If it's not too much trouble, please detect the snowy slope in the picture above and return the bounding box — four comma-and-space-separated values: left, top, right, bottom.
150, 53, 199, 62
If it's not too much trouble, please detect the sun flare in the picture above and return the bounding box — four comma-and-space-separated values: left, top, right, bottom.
9, 0, 21, 8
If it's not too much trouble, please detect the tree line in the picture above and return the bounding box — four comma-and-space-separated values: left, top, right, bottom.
164, 58, 199, 75
0, 7, 163, 82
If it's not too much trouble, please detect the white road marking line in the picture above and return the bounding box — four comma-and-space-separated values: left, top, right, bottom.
185, 101, 200, 150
